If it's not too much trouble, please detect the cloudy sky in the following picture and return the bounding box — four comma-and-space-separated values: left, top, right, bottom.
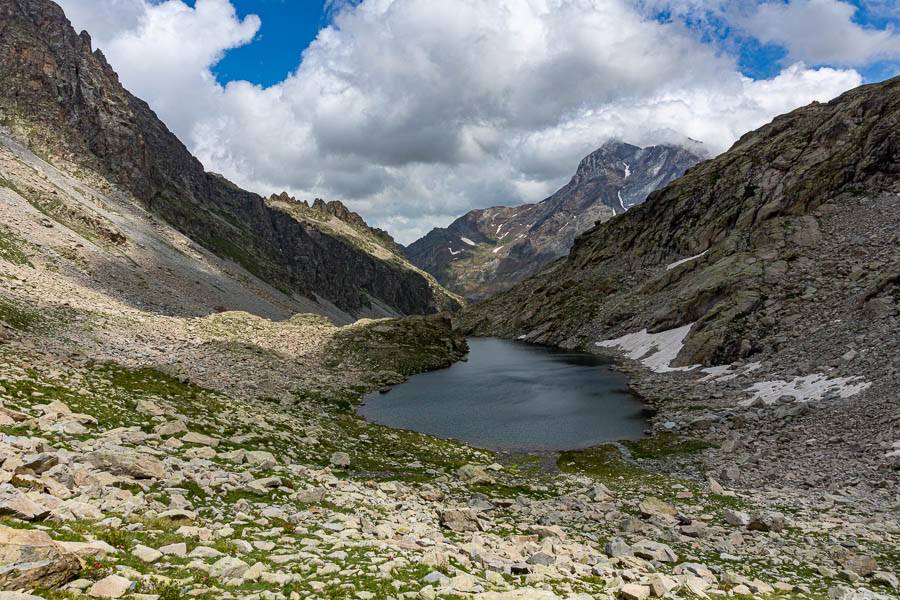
57, 0, 900, 244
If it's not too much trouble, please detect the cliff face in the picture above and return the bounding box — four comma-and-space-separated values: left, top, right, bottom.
461, 76, 900, 368
0, 0, 460, 318
405, 141, 703, 300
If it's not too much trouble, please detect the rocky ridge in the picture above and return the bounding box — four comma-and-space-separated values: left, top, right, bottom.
406, 141, 703, 300
0, 0, 460, 320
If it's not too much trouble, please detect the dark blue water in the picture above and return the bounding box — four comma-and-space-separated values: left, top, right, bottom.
358, 337, 646, 451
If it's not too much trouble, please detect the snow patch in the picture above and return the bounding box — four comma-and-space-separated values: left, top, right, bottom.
617, 190, 626, 211
740, 375, 871, 406
448, 247, 462, 256
492, 245, 504, 254
666, 250, 709, 271
461, 237, 476, 246
699, 361, 762, 383
623, 162, 631, 179
495, 223, 504, 235
596, 324, 697, 373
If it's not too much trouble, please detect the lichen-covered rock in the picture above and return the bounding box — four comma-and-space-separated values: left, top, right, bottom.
0, 525, 80, 589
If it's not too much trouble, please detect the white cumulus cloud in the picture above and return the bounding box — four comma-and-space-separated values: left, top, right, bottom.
741, 0, 900, 67
56, 0, 869, 244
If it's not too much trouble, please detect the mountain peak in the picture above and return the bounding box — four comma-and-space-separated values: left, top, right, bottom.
406, 140, 704, 299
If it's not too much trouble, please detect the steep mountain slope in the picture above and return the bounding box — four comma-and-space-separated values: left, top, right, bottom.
461, 78, 899, 362
406, 141, 704, 299
461, 77, 900, 491
0, 0, 460, 321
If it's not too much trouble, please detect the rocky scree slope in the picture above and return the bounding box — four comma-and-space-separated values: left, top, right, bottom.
460, 76, 900, 495
406, 141, 703, 300
0, 0, 460, 320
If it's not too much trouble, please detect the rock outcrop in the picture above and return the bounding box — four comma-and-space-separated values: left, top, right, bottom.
406, 141, 704, 299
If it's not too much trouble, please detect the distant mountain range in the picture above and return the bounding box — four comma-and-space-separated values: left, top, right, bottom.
405, 141, 706, 300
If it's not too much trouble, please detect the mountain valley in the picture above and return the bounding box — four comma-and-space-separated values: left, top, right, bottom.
0, 2, 897, 600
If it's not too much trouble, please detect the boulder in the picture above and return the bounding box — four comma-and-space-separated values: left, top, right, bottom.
0, 525, 80, 589
245, 450, 277, 469
153, 421, 188, 436
48, 501, 103, 522
747, 511, 785, 532
0, 485, 49, 520
457, 464, 494, 485
56, 540, 117, 560
604, 537, 633, 558
632, 540, 678, 563
85, 449, 165, 479
330, 452, 351, 469
209, 556, 250, 580
842, 555, 879, 577
88, 574, 132, 598
159, 542, 187, 558
638, 496, 676, 518
439, 509, 483, 532
181, 432, 219, 447
132, 544, 162, 563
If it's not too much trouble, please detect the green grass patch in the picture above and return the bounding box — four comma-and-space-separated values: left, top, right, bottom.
622, 433, 717, 460
0, 295, 43, 330
0, 225, 32, 266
